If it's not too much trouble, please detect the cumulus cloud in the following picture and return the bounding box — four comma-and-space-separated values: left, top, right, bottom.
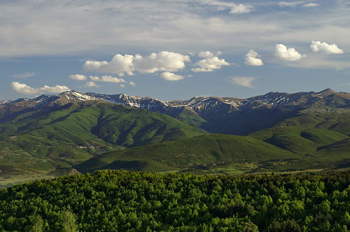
209, 1, 253, 14
275, 44, 306, 61
230, 77, 255, 88
129, 81, 136, 87
12, 72, 35, 79
302, 3, 319, 8
134, 51, 191, 73
192, 51, 230, 72
198, 51, 215, 58
90, 75, 125, 83
83, 54, 134, 76
310, 41, 344, 54
11, 82, 70, 95
160, 72, 184, 81
83, 51, 190, 76
69, 74, 87, 81
245, 50, 264, 66
84, 81, 99, 88
120, 84, 125, 88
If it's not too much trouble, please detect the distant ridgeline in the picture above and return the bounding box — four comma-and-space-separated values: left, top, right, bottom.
1, 170, 350, 231
2, 89, 350, 184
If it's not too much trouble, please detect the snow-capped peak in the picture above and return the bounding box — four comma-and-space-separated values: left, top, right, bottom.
58, 90, 102, 101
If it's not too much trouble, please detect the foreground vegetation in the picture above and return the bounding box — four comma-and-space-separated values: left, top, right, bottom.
2, 170, 350, 231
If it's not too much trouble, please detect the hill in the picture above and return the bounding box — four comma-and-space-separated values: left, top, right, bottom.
77, 109, 350, 174
75, 134, 295, 174
0, 98, 205, 184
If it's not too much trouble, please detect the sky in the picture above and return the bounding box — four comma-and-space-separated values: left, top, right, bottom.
1, 0, 350, 101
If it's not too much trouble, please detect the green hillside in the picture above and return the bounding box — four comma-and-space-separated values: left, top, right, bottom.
0, 102, 205, 147
77, 110, 350, 175
0, 101, 206, 184
250, 109, 350, 149
75, 134, 294, 173
252, 127, 348, 153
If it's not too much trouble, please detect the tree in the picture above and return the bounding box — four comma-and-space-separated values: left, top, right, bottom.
30, 215, 44, 232
60, 209, 79, 232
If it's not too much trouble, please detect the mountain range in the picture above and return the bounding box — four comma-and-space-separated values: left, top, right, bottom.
2, 88, 350, 186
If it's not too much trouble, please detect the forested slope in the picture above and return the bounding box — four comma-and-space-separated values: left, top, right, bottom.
1, 170, 350, 231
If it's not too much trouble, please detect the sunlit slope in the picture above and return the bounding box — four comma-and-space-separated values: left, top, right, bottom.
75, 134, 294, 173
0, 101, 206, 176
0, 102, 206, 147
78, 109, 350, 174
250, 110, 350, 153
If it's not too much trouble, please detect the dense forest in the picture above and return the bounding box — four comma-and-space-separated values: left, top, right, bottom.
1, 170, 350, 231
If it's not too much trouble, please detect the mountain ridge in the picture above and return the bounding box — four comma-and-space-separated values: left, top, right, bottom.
3, 88, 350, 184
1, 88, 340, 108
2, 88, 348, 134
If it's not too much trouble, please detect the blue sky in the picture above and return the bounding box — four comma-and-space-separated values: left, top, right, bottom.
1, 0, 350, 101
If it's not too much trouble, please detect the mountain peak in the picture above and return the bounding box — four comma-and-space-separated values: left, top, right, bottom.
53, 90, 102, 102
318, 88, 335, 95
59, 90, 80, 95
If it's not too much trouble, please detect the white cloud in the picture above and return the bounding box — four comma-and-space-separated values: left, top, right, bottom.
134, 51, 191, 74
198, 51, 215, 58
228, 4, 253, 14
129, 81, 136, 87
120, 84, 125, 88
83, 51, 190, 76
245, 50, 264, 66
90, 75, 125, 83
278, 2, 319, 8
230, 77, 255, 88
84, 81, 99, 88
278, 1, 304, 7
69, 74, 87, 81
11, 82, 70, 95
282, 54, 350, 70
310, 41, 344, 54
192, 52, 230, 72
208, 1, 253, 14
302, 3, 319, 8
275, 44, 306, 61
83, 54, 134, 76
12, 72, 35, 79
161, 72, 184, 81
0, 0, 349, 60
197, 51, 224, 58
